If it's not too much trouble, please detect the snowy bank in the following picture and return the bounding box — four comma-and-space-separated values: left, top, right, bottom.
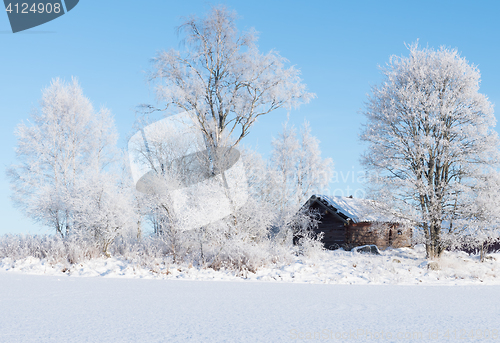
2, 245, 500, 285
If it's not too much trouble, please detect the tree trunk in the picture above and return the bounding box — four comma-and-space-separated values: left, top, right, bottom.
426, 222, 443, 259
480, 242, 485, 262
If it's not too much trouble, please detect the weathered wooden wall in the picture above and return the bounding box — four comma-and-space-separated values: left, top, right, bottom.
310, 204, 346, 250
346, 223, 388, 249
345, 223, 412, 250
302, 200, 412, 250
312, 213, 412, 250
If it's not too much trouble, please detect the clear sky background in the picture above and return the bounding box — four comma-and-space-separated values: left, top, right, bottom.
1, 0, 500, 235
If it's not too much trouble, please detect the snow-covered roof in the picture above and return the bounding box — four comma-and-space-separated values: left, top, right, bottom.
310, 195, 399, 224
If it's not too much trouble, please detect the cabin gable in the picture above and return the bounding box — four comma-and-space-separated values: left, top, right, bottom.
309, 202, 347, 250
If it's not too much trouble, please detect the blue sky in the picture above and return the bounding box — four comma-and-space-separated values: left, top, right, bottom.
1, 0, 500, 235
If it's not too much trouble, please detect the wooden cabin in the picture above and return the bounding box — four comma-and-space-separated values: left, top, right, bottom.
299, 195, 411, 250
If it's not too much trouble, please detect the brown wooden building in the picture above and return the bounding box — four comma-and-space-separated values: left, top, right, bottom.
300, 195, 411, 250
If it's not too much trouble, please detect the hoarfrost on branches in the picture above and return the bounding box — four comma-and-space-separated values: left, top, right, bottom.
361, 42, 500, 259
135, 5, 319, 263
270, 120, 333, 210
7, 78, 134, 254
147, 5, 314, 171
240, 120, 332, 244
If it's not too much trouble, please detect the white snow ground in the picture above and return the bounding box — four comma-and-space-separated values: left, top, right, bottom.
0, 272, 499, 343
2, 245, 500, 342
2, 245, 500, 285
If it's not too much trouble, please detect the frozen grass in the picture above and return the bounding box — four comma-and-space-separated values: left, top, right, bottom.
1, 233, 500, 285
0, 233, 297, 276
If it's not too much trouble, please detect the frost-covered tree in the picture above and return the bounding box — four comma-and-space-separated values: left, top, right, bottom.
235, 120, 333, 244
147, 5, 314, 173
361, 43, 500, 259
8, 78, 123, 241
270, 120, 333, 211
452, 170, 500, 261
240, 123, 331, 247
296, 122, 334, 204
269, 121, 299, 211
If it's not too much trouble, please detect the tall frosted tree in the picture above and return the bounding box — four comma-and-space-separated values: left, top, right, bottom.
8, 78, 124, 242
361, 43, 500, 259
148, 5, 314, 173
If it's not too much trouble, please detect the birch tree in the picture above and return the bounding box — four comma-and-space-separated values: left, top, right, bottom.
361, 43, 500, 259
147, 5, 314, 173
8, 78, 121, 240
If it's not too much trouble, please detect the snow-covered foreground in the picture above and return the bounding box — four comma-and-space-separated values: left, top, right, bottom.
0, 272, 499, 343
2, 245, 500, 285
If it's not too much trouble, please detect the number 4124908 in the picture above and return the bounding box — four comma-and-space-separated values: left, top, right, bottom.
5, 2, 62, 14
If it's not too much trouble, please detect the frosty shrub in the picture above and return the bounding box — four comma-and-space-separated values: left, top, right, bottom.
0, 201, 323, 272
0, 185, 324, 273
289, 207, 325, 258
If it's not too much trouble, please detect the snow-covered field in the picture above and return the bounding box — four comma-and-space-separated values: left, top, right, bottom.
2, 245, 500, 342
1, 272, 499, 343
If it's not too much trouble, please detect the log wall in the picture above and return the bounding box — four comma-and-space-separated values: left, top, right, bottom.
305, 202, 412, 250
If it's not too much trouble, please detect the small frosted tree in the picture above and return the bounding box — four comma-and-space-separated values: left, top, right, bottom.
128, 115, 205, 261
270, 120, 333, 211
361, 43, 500, 259
296, 121, 334, 204
269, 121, 300, 212
453, 170, 500, 260
240, 120, 332, 244
8, 78, 121, 241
